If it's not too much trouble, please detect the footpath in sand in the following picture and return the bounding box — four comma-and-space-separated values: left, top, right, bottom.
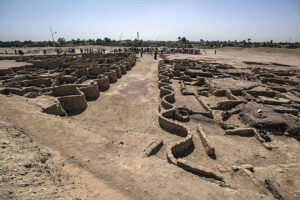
0, 54, 269, 199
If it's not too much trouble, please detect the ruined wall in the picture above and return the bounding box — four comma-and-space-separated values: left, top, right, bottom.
0, 53, 137, 116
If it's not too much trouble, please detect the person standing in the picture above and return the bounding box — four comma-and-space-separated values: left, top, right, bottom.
43, 49, 46, 55
154, 48, 158, 60
18, 50, 24, 55
215, 50, 216, 55
140, 48, 143, 57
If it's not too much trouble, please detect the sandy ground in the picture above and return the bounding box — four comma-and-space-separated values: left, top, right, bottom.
211, 47, 300, 67
0, 48, 299, 199
0, 60, 32, 69
1, 46, 299, 69
0, 116, 126, 199
0, 45, 122, 56
170, 47, 300, 70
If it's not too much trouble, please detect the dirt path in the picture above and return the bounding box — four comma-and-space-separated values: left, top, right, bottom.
72, 54, 160, 142
0, 54, 163, 199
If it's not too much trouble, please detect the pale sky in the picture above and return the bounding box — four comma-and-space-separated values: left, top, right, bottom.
0, 0, 299, 42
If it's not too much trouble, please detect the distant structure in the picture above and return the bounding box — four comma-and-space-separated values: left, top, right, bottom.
119, 33, 124, 41
137, 32, 139, 40
50, 27, 57, 46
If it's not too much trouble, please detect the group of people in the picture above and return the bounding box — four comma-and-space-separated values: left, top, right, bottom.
79, 48, 109, 54
80, 48, 93, 54
0, 49, 24, 55
77, 47, 159, 60
126, 47, 159, 59
2, 46, 216, 58
14, 49, 24, 55
2, 46, 162, 60
52, 48, 75, 55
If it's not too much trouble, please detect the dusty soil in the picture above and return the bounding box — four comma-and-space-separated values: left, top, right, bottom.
0, 115, 126, 200
171, 47, 300, 70
0, 60, 32, 69
0, 48, 299, 199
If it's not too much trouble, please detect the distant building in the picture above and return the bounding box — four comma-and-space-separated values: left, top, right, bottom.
120, 40, 131, 44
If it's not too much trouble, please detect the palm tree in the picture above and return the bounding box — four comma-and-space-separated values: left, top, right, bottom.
242, 40, 246, 46
247, 38, 251, 47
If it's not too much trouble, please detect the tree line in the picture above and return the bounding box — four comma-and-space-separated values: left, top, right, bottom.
0, 37, 299, 49
195, 38, 300, 49
0, 38, 151, 48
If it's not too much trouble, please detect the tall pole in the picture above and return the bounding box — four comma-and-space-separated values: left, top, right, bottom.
119, 33, 123, 41
50, 27, 57, 47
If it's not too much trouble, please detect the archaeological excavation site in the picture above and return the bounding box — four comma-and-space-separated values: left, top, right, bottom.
2, 0, 300, 198
0, 49, 299, 200
156, 55, 300, 199
0, 53, 136, 116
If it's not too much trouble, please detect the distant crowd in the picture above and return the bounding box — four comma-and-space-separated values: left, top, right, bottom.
0, 46, 206, 59
0, 47, 161, 60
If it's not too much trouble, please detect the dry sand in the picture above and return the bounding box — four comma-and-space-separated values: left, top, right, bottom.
0, 60, 32, 69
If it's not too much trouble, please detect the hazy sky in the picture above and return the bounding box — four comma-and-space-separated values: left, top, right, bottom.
0, 0, 299, 42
